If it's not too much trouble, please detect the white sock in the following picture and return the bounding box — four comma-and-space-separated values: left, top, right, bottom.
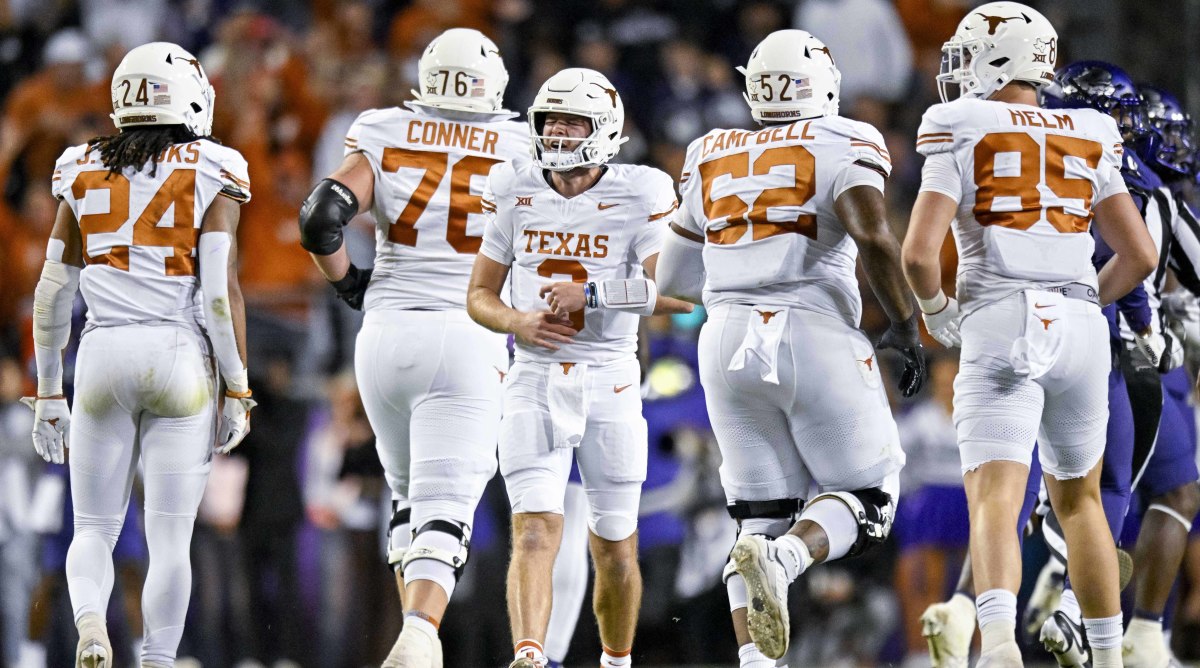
1058, 588, 1081, 625
738, 642, 776, 668
1083, 613, 1122, 650
601, 646, 632, 667
773, 535, 813, 583
1125, 616, 1163, 640
404, 612, 438, 639
948, 592, 977, 622
727, 573, 749, 611
976, 589, 1017, 652
515, 639, 545, 663
404, 529, 461, 600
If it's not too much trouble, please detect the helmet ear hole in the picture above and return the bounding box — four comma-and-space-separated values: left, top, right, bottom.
990, 57, 1010, 67
191, 102, 202, 113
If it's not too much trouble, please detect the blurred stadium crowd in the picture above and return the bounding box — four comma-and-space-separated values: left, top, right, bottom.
1, 1, 1200, 667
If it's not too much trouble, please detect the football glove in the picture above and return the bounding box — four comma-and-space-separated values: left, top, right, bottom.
877, 318, 927, 398
1132, 327, 1166, 370
217, 391, 256, 454
330, 264, 372, 311
921, 296, 962, 348
20, 395, 69, 464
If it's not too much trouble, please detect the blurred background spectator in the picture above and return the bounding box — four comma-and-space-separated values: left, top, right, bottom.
1, 1, 1199, 666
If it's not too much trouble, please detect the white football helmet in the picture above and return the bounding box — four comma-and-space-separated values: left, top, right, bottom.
410, 28, 509, 114
937, 1, 1058, 102
111, 42, 215, 136
738, 30, 841, 123
528, 68, 628, 171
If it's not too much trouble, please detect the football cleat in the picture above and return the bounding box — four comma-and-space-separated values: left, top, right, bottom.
1122, 618, 1171, 668
75, 613, 112, 668
731, 534, 791, 660
508, 658, 545, 668
921, 595, 975, 668
1041, 611, 1090, 667
1023, 558, 1065, 641
976, 641, 1023, 668
381, 623, 443, 668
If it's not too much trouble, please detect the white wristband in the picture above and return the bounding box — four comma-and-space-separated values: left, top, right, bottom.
599, 278, 658, 317
916, 290, 949, 315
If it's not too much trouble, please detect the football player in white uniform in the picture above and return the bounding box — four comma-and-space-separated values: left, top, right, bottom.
467, 68, 691, 668
656, 30, 926, 666
901, 3, 1157, 666
26, 42, 254, 668
297, 29, 531, 667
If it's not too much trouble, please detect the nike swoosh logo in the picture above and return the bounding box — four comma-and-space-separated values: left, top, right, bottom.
614, 384, 633, 393
598, 202, 619, 210
1034, 303, 1054, 309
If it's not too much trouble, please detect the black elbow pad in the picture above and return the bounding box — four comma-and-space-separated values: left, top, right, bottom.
299, 178, 359, 255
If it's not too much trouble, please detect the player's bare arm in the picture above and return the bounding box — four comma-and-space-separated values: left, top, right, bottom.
1091, 191, 1158, 306
468, 253, 577, 351
538, 254, 693, 318
902, 191, 961, 348
641, 253, 695, 315
838, 184, 925, 395
48, 200, 84, 268
299, 151, 375, 309
901, 191, 955, 304
655, 222, 705, 304
838, 185, 914, 326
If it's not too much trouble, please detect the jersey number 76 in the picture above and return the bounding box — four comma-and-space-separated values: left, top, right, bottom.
382, 148, 502, 253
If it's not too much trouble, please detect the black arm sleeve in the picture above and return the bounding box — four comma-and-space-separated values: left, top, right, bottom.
298, 178, 359, 255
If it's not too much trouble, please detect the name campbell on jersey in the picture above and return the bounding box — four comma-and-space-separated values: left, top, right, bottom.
345, 105, 527, 311
52, 139, 250, 328
675, 115, 893, 328
916, 97, 1128, 313
479, 161, 676, 365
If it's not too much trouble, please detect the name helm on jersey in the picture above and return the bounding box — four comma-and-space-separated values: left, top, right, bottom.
410, 28, 509, 115
736, 29, 840, 124
110, 42, 214, 136
937, 1, 1057, 102
528, 68, 628, 171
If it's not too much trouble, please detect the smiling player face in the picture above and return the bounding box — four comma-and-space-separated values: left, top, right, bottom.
542, 112, 592, 154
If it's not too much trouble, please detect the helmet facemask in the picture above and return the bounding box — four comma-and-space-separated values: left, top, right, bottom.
527, 68, 628, 171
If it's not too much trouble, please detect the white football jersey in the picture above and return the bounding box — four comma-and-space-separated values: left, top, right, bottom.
916, 98, 1128, 314
479, 162, 676, 365
676, 116, 893, 328
345, 105, 527, 311
52, 139, 251, 329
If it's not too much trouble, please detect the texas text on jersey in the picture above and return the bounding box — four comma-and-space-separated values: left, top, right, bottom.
479, 161, 677, 364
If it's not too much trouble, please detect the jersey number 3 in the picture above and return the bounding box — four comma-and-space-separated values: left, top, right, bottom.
382, 148, 502, 253
73, 169, 198, 276
973, 132, 1103, 233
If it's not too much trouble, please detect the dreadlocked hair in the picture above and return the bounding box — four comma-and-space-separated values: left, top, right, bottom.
87, 125, 201, 178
